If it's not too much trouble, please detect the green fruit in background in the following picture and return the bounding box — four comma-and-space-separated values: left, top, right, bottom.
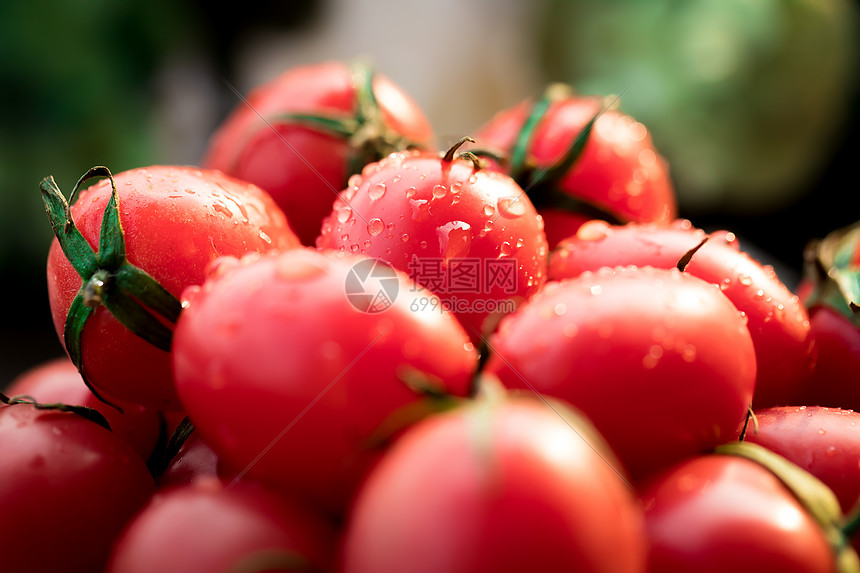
539, 0, 859, 214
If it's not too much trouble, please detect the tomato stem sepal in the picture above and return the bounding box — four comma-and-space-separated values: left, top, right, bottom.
40, 166, 182, 408
0, 391, 112, 432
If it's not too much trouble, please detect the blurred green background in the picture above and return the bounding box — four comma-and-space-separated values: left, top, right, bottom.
2, 0, 858, 384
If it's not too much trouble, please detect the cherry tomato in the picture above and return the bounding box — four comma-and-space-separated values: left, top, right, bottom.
744, 406, 860, 515
0, 402, 155, 572
172, 248, 476, 515
474, 85, 677, 247
340, 394, 647, 573
642, 454, 838, 573
316, 145, 548, 343
6, 356, 161, 461
44, 165, 299, 411
203, 60, 434, 245
485, 265, 756, 480
108, 477, 336, 573
548, 220, 815, 408
798, 222, 860, 410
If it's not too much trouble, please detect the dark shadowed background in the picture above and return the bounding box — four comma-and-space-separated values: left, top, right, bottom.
2, 0, 858, 385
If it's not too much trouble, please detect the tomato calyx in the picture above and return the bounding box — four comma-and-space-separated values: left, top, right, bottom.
269, 61, 428, 180
803, 222, 860, 326
0, 390, 111, 432
40, 166, 182, 406
480, 82, 626, 224
717, 441, 860, 572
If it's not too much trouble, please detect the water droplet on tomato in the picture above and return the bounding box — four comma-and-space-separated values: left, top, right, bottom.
367, 218, 385, 236
437, 221, 473, 261
497, 196, 526, 217
369, 183, 387, 201
409, 199, 431, 222
259, 230, 272, 244
350, 243, 360, 253
401, 233, 410, 242
576, 220, 612, 241
432, 184, 447, 199
499, 242, 513, 257
405, 186, 418, 199
212, 203, 233, 218
483, 204, 495, 217
336, 205, 354, 224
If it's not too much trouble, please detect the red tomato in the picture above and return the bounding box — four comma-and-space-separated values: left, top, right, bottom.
44, 165, 299, 411
315, 146, 548, 343
108, 478, 336, 573
641, 454, 837, 573
548, 220, 815, 408
798, 222, 860, 410
203, 60, 435, 245
800, 308, 860, 410
744, 406, 860, 515
474, 86, 677, 247
172, 248, 477, 515
340, 394, 647, 573
0, 402, 155, 572
6, 356, 161, 461
485, 265, 756, 480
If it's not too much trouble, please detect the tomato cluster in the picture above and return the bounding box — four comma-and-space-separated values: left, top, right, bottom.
4, 58, 860, 572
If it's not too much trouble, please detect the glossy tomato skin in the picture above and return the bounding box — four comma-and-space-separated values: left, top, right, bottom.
316, 149, 548, 343
798, 307, 860, 411
641, 455, 834, 573
108, 478, 336, 573
340, 395, 647, 573
203, 60, 434, 245
744, 405, 860, 515
0, 403, 156, 573
548, 220, 815, 409
172, 248, 477, 515
6, 356, 161, 461
485, 266, 756, 480
46, 165, 299, 411
474, 94, 676, 247
156, 430, 221, 489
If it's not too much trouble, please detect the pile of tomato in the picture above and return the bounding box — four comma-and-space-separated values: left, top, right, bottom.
3, 59, 860, 573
